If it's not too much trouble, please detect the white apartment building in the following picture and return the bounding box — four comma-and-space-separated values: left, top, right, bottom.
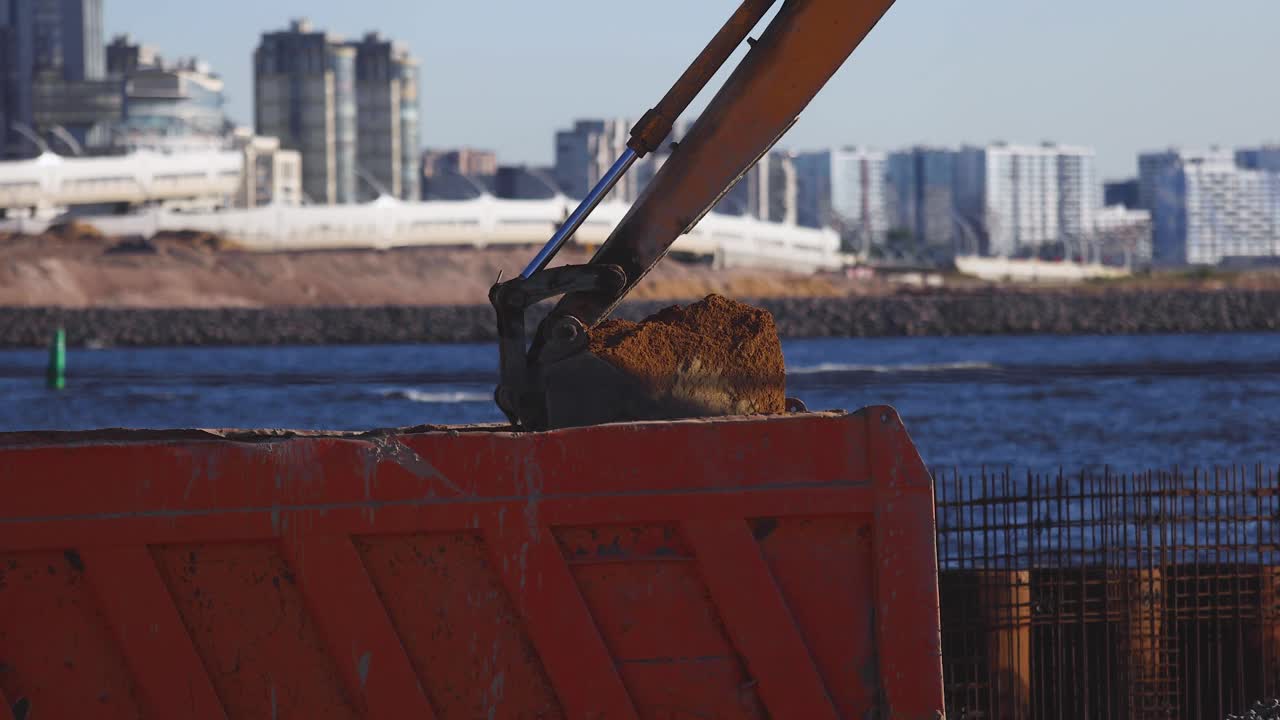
955, 143, 1098, 257
1147, 151, 1280, 265
957, 144, 1057, 256
1057, 145, 1099, 244
794, 147, 887, 251
1137, 148, 1234, 212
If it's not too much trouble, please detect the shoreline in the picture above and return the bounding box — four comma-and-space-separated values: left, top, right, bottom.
1, 289, 1278, 348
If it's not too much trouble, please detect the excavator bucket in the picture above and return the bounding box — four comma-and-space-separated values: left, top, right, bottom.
491, 0, 897, 430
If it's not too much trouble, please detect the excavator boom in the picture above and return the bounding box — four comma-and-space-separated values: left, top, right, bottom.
556, 0, 897, 327
491, 0, 898, 430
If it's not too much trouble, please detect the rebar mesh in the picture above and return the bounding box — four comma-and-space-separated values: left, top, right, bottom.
935, 467, 1280, 720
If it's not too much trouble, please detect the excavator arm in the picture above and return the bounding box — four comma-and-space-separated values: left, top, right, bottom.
490, 0, 898, 430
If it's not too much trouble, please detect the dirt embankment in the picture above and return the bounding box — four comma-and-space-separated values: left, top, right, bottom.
6, 223, 1280, 309
0, 226, 849, 308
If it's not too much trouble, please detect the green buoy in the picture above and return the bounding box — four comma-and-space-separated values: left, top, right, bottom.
46, 327, 65, 390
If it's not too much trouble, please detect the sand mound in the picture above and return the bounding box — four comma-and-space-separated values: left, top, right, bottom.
588, 294, 786, 417
43, 221, 106, 243
150, 230, 244, 253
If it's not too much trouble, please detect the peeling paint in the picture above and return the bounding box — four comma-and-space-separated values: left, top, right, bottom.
364, 434, 464, 496
357, 652, 371, 689
484, 670, 505, 720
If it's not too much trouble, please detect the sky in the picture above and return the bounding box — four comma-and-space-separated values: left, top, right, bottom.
105, 0, 1279, 180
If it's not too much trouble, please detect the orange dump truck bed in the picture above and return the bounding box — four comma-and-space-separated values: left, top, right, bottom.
0, 408, 942, 719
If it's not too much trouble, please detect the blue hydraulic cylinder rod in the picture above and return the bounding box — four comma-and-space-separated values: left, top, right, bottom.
521, 148, 639, 279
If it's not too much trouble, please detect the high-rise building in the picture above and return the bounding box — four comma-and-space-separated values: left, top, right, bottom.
1236, 146, 1280, 173
887, 147, 959, 254
12, 0, 105, 82
0, 2, 18, 154
554, 118, 632, 201
2, 0, 115, 157
794, 147, 887, 251
396, 58, 419, 202
954, 143, 1098, 257
48, 0, 102, 81
254, 19, 358, 205
1138, 148, 1233, 212
349, 32, 420, 201
956, 144, 1058, 256
1147, 150, 1280, 265
1057, 145, 1099, 247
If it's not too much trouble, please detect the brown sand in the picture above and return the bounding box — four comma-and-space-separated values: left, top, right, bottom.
0, 226, 851, 308
588, 294, 786, 417
5, 224, 1276, 310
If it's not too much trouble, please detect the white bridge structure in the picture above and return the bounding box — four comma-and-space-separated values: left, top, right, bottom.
0, 151, 843, 273
0, 151, 243, 210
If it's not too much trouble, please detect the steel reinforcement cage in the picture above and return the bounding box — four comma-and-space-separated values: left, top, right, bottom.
935, 466, 1280, 720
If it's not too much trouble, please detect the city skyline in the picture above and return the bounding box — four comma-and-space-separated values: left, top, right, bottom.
3, 1, 1276, 267
103, 0, 1280, 180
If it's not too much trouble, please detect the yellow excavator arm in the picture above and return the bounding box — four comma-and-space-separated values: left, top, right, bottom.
491, 0, 898, 430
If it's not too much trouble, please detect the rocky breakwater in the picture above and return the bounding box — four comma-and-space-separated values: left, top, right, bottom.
0, 289, 1278, 348
760, 289, 1280, 337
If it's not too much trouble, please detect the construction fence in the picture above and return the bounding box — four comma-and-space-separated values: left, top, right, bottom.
935, 466, 1280, 720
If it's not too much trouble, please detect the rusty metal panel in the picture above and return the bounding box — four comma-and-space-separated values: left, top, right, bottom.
0, 408, 943, 719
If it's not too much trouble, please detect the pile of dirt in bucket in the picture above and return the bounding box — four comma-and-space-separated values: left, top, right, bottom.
588, 294, 786, 417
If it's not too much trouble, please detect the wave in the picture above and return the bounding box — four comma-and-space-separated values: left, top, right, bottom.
380, 388, 491, 404
789, 361, 1000, 375
788, 358, 1280, 388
